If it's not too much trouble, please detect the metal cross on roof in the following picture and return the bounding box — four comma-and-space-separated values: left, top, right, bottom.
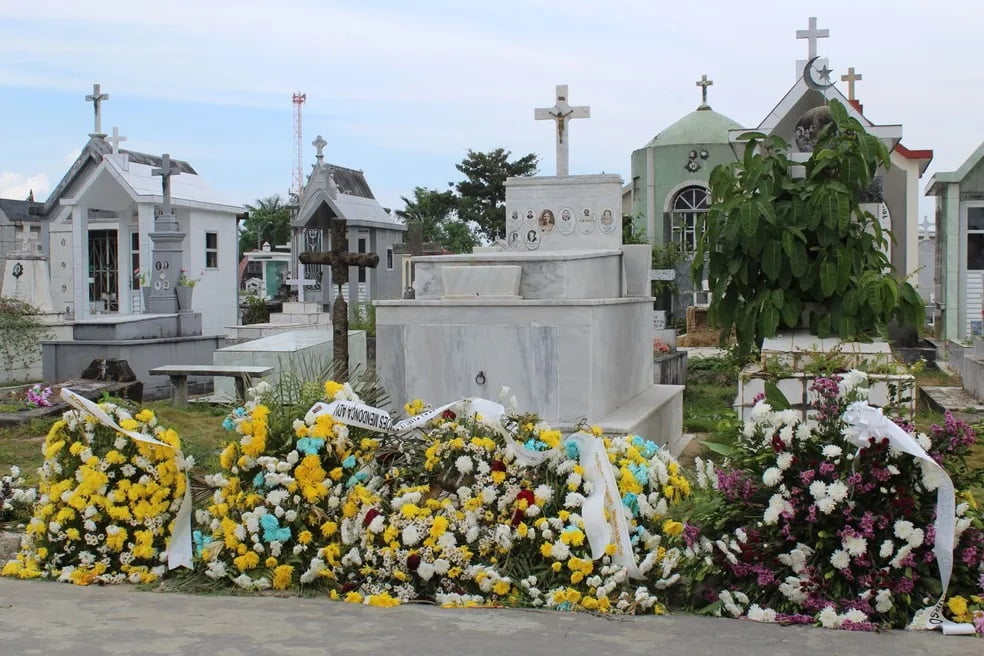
696, 74, 713, 109
151, 153, 182, 216
796, 16, 829, 59
840, 66, 863, 100
107, 126, 126, 154
85, 83, 109, 136
313, 135, 327, 163
535, 84, 590, 177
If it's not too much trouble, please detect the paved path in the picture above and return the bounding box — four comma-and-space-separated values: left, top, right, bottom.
0, 579, 979, 655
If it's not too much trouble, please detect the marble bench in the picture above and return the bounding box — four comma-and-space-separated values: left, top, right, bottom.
148, 365, 273, 406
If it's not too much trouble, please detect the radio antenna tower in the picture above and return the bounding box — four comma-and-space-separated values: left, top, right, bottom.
291, 92, 307, 199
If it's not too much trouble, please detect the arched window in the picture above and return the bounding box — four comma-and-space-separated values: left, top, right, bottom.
670, 185, 710, 253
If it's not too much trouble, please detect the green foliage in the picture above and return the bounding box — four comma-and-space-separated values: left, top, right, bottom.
650, 242, 685, 297
350, 302, 376, 337
0, 297, 52, 372
454, 148, 538, 242
241, 293, 270, 325
400, 187, 477, 254
622, 216, 648, 244
693, 100, 924, 360
240, 195, 290, 255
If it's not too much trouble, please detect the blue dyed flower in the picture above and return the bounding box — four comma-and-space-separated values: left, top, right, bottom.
252, 472, 266, 489
631, 435, 659, 458
524, 438, 548, 452
260, 514, 292, 543
622, 492, 639, 517
297, 437, 325, 455
192, 530, 207, 557
563, 438, 580, 460
346, 471, 369, 489
233, 407, 246, 417
342, 454, 357, 469
222, 417, 235, 431
628, 463, 648, 486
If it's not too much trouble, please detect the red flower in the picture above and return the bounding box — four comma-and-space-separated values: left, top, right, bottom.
491, 460, 506, 473
511, 509, 525, 526
406, 553, 421, 571
441, 409, 457, 420
516, 489, 535, 506
341, 581, 358, 593
362, 508, 381, 527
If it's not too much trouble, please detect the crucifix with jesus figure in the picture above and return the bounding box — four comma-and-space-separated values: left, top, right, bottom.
299, 218, 378, 379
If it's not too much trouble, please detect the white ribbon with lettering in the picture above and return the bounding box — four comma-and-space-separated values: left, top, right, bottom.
565, 432, 643, 579
60, 389, 194, 570
842, 402, 975, 636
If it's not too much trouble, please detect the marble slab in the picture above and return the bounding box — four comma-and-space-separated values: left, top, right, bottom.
213, 329, 366, 400
413, 250, 623, 300
441, 265, 521, 298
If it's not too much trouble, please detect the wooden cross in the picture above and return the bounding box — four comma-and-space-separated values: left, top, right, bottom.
535, 84, 590, 176
85, 83, 110, 136
696, 74, 713, 109
299, 218, 379, 379
840, 66, 863, 100
796, 16, 829, 59
107, 126, 126, 154
152, 154, 181, 216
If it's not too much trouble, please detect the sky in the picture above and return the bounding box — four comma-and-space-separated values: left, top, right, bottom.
1, 1, 982, 223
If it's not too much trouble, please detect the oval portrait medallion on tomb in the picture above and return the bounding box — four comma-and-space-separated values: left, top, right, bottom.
578, 208, 596, 234
524, 209, 536, 228
507, 230, 521, 250
558, 207, 576, 235
508, 209, 522, 233
599, 208, 616, 234
525, 228, 541, 250
538, 209, 556, 233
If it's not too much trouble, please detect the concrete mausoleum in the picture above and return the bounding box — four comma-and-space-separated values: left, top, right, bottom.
377, 86, 685, 454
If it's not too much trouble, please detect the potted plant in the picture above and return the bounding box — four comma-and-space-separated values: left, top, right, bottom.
134, 268, 151, 310
176, 269, 201, 311
693, 99, 924, 360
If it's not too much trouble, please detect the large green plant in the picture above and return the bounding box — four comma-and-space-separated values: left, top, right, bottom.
693, 100, 923, 359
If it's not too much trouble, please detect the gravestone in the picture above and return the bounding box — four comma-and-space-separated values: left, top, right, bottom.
147, 154, 184, 315
300, 218, 378, 379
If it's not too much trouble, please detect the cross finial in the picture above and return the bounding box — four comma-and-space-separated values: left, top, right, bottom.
85, 83, 110, 136
107, 126, 127, 154
313, 135, 327, 163
796, 16, 829, 59
151, 154, 182, 216
534, 84, 591, 176
840, 66, 863, 100
696, 74, 713, 110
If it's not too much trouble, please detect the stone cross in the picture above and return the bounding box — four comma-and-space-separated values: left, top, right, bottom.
85, 83, 109, 136
286, 262, 317, 301
535, 84, 590, 177
313, 135, 327, 163
840, 66, 863, 100
107, 126, 127, 154
796, 16, 829, 59
696, 74, 713, 109
152, 154, 181, 216
299, 218, 379, 379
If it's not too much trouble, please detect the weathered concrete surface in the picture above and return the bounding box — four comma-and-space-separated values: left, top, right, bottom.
0, 578, 979, 655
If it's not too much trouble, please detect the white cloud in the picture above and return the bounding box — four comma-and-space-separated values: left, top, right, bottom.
0, 172, 50, 201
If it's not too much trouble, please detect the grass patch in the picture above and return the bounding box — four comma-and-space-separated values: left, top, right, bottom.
684, 383, 738, 434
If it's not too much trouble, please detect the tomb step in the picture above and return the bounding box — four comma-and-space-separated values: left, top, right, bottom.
919, 386, 984, 415
595, 385, 687, 457
227, 322, 325, 340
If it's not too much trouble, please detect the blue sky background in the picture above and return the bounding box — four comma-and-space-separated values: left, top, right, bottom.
1, 1, 981, 222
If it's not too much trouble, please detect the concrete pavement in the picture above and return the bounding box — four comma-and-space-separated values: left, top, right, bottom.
0, 578, 979, 655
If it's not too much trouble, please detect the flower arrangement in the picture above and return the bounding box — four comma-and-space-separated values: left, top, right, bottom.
24, 384, 53, 408
2, 403, 192, 585
0, 466, 36, 524
178, 269, 202, 287
195, 382, 692, 612
134, 268, 149, 287
666, 371, 984, 632
653, 338, 672, 355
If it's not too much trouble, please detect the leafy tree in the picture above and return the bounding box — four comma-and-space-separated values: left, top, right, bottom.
240, 195, 290, 255
455, 148, 538, 241
399, 187, 477, 253
693, 99, 923, 359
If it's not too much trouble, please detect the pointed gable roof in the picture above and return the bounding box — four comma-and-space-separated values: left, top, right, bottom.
295, 160, 404, 232
926, 142, 984, 196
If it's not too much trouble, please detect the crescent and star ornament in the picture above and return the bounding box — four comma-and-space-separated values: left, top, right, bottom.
803, 56, 836, 90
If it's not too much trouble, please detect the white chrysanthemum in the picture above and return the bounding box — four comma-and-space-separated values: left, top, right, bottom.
843, 609, 868, 624
822, 444, 842, 459
875, 589, 893, 613
747, 604, 777, 623
550, 541, 570, 560
893, 520, 914, 540
779, 576, 806, 602
368, 515, 386, 533
818, 606, 841, 628
816, 497, 837, 514
416, 562, 435, 581
915, 433, 932, 451
749, 401, 773, 422
762, 467, 782, 487
843, 534, 867, 557
534, 484, 553, 505
402, 525, 421, 546
879, 539, 895, 558
808, 480, 827, 500
775, 452, 794, 470
763, 494, 791, 525
433, 558, 450, 575
830, 549, 850, 569
827, 480, 848, 502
